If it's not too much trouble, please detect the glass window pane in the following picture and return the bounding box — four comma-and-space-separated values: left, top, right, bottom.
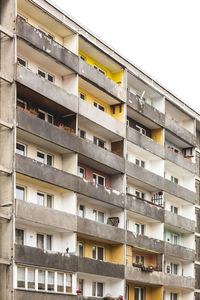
17, 267, 25, 288
48, 271, 54, 291
134, 288, 139, 300
47, 155, 53, 166
28, 268, 35, 289
141, 287, 146, 300
16, 186, 25, 200
79, 242, 84, 257
92, 282, 96, 296
47, 195, 53, 208
79, 279, 84, 292
93, 210, 97, 221
46, 235, 52, 250
38, 270, 45, 290
37, 234, 44, 249
98, 140, 105, 148
16, 229, 24, 245
38, 111, 45, 120
57, 273, 64, 292
16, 143, 25, 155
48, 74, 54, 82
98, 212, 104, 223
66, 274, 72, 293
37, 193, 44, 206
47, 114, 53, 124
97, 282, 103, 297
38, 70, 46, 78
92, 246, 96, 259
97, 247, 104, 260
37, 152, 45, 163
98, 176, 104, 186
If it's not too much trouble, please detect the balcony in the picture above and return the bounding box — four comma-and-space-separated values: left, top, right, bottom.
17, 108, 125, 175
164, 210, 195, 233
16, 65, 78, 113
126, 161, 195, 204
15, 245, 124, 279
17, 17, 79, 73
126, 231, 163, 253
164, 242, 195, 261
15, 154, 125, 208
15, 290, 78, 300
125, 266, 194, 290
79, 59, 126, 102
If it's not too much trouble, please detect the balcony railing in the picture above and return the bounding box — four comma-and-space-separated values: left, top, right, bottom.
127, 193, 164, 208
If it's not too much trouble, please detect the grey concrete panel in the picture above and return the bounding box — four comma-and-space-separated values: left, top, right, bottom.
79, 59, 126, 102
126, 161, 195, 204
17, 66, 78, 113
15, 290, 78, 300
15, 199, 77, 231
165, 146, 196, 174
126, 231, 164, 253
125, 266, 194, 289
126, 196, 164, 222
79, 98, 126, 138
164, 210, 195, 233
17, 19, 79, 73
77, 217, 125, 244
165, 116, 196, 147
15, 154, 125, 208
15, 245, 124, 278
17, 109, 125, 175
164, 242, 195, 261
127, 91, 165, 127
127, 127, 165, 159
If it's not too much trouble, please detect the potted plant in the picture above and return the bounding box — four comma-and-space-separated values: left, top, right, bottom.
76, 290, 82, 295
147, 264, 154, 271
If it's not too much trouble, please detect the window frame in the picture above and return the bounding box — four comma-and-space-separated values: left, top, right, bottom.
93, 173, 105, 186
135, 125, 146, 136
16, 228, 24, 246
78, 167, 85, 178
92, 245, 105, 261
79, 92, 86, 100
79, 204, 85, 218
38, 109, 54, 124
17, 98, 27, 109
37, 191, 54, 208
38, 69, 54, 83
92, 281, 104, 297
94, 65, 106, 76
16, 185, 26, 201
135, 223, 145, 235
93, 209, 105, 224
37, 150, 53, 166
16, 142, 26, 156
93, 101, 106, 112
17, 56, 27, 67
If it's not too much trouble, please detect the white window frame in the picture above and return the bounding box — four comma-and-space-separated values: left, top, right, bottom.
17, 56, 27, 67
92, 281, 104, 297
93, 101, 106, 112
93, 209, 105, 223
170, 205, 178, 214
79, 129, 86, 139
135, 223, 145, 235
37, 150, 53, 166
38, 69, 54, 83
38, 109, 54, 124
135, 190, 145, 199
93, 173, 105, 186
78, 242, 84, 257
16, 228, 24, 246
79, 204, 85, 218
16, 185, 26, 201
135, 124, 146, 135
16, 142, 26, 156
92, 245, 105, 261
135, 158, 145, 168
170, 293, 178, 300
93, 136, 106, 149
79, 92, 86, 100
17, 98, 27, 109
171, 176, 179, 184
135, 255, 145, 265
78, 167, 85, 178
171, 233, 179, 245
36, 192, 54, 208
170, 263, 179, 275
134, 287, 146, 300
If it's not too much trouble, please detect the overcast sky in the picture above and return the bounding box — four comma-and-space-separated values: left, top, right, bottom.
51, 0, 200, 113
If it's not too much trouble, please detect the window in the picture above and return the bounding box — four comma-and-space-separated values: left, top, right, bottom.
92, 246, 104, 261
135, 158, 145, 168
38, 109, 54, 124
79, 205, 85, 218
93, 136, 106, 149
65, 273, 72, 293
16, 142, 26, 156
57, 273, 64, 292
17, 266, 25, 288
78, 167, 85, 178
93, 209, 104, 223
79, 92, 86, 100
17, 56, 27, 67
38, 270, 45, 290
93, 101, 105, 112
48, 271, 54, 291
17, 98, 27, 109
135, 191, 145, 199
78, 279, 84, 293
170, 205, 178, 214
37, 151, 53, 166
92, 282, 103, 297
171, 233, 178, 245
79, 130, 86, 139
16, 185, 25, 201
16, 229, 24, 245
79, 242, 84, 257
135, 223, 145, 235
134, 287, 146, 300
28, 268, 35, 289
125, 285, 129, 300
135, 125, 146, 135
171, 263, 178, 275
93, 173, 105, 186
38, 69, 54, 82
37, 193, 53, 208
171, 176, 179, 184
80, 55, 86, 61
170, 293, 178, 300
135, 255, 145, 265
94, 65, 106, 75
46, 235, 52, 250
37, 234, 44, 249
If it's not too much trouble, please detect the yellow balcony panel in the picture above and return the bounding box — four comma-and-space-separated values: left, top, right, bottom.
127, 283, 163, 300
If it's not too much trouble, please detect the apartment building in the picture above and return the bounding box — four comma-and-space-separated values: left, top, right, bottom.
0, 0, 199, 299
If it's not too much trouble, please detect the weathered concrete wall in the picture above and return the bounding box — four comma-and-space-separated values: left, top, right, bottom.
15, 245, 125, 278
17, 18, 79, 73
17, 109, 125, 175
78, 98, 126, 138
125, 266, 194, 289
126, 196, 164, 222
15, 290, 78, 300
79, 59, 126, 102
127, 127, 165, 159
164, 210, 195, 233
15, 154, 125, 208
17, 66, 78, 113
164, 242, 195, 261
126, 161, 195, 204
127, 91, 165, 127
77, 217, 125, 244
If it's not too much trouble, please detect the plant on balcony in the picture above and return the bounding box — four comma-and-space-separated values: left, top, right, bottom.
132, 262, 143, 268
76, 290, 82, 295
147, 264, 154, 271
104, 296, 123, 300
141, 264, 154, 272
